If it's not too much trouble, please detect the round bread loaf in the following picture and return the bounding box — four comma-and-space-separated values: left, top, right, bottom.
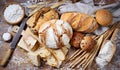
61, 12, 98, 33
80, 36, 95, 52
38, 19, 73, 49
70, 32, 84, 48
3, 4, 24, 24
96, 9, 113, 26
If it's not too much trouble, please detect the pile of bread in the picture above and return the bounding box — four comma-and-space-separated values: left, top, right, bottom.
18, 6, 113, 67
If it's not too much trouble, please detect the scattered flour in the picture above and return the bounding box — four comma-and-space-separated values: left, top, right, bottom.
11, 55, 30, 66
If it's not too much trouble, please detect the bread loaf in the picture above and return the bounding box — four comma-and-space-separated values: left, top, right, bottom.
70, 32, 84, 48
18, 28, 69, 67
26, 8, 59, 33
61, 12, 98, 33
38, 19, 73, 49
96, 9, 113, 26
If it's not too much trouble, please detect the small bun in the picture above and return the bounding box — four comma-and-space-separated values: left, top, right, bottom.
70, 32, 84, 48
96, 9, 113, 26
80, 36, 95, 52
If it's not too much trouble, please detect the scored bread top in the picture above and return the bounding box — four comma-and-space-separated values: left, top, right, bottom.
38, 19, 73, 49
61, 12, 98, 33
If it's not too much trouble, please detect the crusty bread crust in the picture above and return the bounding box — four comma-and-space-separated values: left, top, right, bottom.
96, 9, 113, 26
80, 36, 96, 52
61, 12, 98, 33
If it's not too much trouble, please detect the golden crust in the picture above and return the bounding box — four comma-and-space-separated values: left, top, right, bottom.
70, 32, 84, 48
26, 7, 59, 33
80, 36, 96, 52
96, 9, 113, 26
61, 12, 98, 33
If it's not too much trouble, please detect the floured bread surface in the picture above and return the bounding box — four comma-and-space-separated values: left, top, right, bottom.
39, 19, 73, 49
4, 4, 24, 24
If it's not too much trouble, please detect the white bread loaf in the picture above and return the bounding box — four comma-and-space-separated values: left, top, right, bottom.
38, 19, 73, 49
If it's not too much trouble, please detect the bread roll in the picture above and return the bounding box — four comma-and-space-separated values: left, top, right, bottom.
80, 36, 96, 52
70, 32, 84, 48
96, 9, 113, 26
38, 19, 73, 49
61, 12, 98, 33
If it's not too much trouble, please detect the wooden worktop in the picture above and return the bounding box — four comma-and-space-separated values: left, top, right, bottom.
0, 0, 120, 70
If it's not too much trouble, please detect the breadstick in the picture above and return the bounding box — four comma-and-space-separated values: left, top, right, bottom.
70, 50, 83, 61
69, 51, 86, 67
111, 28, 119, 41
68, 49, 81, 60
71, 52, 90, 68
77, 48, 94, 68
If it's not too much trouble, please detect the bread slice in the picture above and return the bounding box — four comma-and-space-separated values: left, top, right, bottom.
46, 55, 58, 67
18, 37, 30, 52
37, 47, 51, 59
46, 48, 66, 68
22, 31, 39, 51
51, 49, 65, 61
27, 52, 41, 66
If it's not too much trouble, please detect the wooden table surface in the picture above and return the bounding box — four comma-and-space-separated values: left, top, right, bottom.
0, 0, 120, 70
